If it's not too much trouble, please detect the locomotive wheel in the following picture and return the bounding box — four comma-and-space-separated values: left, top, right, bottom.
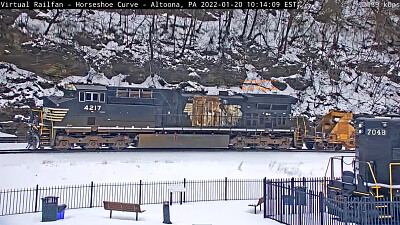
305, 142, 314, 150
315, 142, 325, 151
113, 140, 127, 150
334, 144, 343, 151
270, 144, 280, 150
86, 140, 99, 149
58, 140, 70, 150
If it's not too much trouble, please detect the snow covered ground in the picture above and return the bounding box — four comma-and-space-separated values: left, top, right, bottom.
0, 200, 281, 225
0, 149, 353, 189
0, 142, 354, 224
0, 143, 27, 150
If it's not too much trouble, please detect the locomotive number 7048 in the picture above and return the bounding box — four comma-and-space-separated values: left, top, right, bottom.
366, 128, 386, 136
84, 105, 102, 111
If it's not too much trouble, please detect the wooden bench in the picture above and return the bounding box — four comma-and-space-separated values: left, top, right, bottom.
248, 197, 264, 214
103, 201, 145, 221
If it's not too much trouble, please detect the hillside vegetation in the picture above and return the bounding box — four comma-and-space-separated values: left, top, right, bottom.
0, 1, 399, 116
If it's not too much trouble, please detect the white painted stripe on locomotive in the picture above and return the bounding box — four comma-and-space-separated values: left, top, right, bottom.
54, 126, 293, 133
366, 182, 400, 189
53, 126, 92, 129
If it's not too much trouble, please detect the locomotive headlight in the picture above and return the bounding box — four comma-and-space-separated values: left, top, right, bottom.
357, 122, 364, 134
382, 122, 387, 127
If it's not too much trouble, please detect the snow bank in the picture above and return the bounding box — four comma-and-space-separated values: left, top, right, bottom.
0, 150, 353, 189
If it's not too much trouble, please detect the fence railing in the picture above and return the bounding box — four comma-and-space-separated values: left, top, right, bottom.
5, 177, 399, 225
264, 177, 400, 225
0, 178, 262, 216
265, 177, 329, 225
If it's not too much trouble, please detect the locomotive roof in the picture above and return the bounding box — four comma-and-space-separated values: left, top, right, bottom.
74, 84, 107, 91
357, 116, 400, 121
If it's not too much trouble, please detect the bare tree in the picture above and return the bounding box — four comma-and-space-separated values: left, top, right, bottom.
179, 17, 194, 58
240, 9, 249, 40
149, 13, 155, 61
44, 9, 61, 36
247, 9, 258, 40
278, 10, 295, 54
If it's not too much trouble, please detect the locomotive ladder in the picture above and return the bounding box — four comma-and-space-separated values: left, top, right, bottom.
39, 108, 69, 148
295, 117, 307, 149
39, 110, 52, 148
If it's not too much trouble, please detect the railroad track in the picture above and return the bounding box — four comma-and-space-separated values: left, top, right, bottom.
0, 148, 355, 154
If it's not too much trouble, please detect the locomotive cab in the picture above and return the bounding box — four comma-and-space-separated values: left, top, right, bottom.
325, 116, 400, 201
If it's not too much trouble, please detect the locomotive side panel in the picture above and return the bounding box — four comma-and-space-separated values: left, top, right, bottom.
239, 94, 296, 129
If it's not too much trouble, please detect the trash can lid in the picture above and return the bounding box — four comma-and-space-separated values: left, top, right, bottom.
57, 204, 67, 212
41, 196, 59, 203
42, 196, 59, 199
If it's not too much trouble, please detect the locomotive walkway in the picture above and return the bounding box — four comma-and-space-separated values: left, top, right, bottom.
0, 147, 355, 154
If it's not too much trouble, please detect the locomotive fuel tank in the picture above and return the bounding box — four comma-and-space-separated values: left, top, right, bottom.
138, 133, 229, 148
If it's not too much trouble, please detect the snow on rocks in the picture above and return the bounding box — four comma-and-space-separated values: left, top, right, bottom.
0, 62, 62, 107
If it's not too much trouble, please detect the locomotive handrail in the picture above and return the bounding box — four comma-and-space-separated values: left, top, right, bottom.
366, 162, 378, 186
323, 157, 385, 198
390, 163, 400, 201
323, 156, 357, 197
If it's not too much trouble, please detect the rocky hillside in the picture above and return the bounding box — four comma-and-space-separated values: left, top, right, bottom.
1, 1, 400, 118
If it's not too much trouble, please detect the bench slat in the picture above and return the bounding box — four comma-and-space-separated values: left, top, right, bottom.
103, 201, 144, 213
248, 197, 264, 214
104, 201, 145, 221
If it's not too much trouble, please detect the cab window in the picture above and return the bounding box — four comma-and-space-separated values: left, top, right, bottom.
85, 92, 100, 102
79, 92, 85, 102
100, 93, 105, 103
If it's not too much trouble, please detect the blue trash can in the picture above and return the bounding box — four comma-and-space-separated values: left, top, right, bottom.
57, 204, 67, 220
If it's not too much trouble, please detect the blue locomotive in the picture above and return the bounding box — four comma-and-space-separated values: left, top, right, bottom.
28, 84, 297, 150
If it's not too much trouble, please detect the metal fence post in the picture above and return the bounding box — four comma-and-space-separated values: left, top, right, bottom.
34, 184, 39, 212
89, 181, 94, 208
263, 177, 267, 218
343, 197, 348, 225
183, 178, 186, 203
224, 177, 228, 201
319, 191, 324, 225
139, 180, 142, 205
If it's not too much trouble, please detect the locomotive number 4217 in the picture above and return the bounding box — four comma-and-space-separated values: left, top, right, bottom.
366, 128, 386, 136
84, 105, 102, 111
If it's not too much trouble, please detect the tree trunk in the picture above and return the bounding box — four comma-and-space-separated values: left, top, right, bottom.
247, 9, 258, 40
149, 14, 155, 61
189, 18, 197, 47
44, 10, 61, 36
225, 11, 232, 38
240, 9, 249, 40
180, 18, 193, 58
279, 11, 295, 54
